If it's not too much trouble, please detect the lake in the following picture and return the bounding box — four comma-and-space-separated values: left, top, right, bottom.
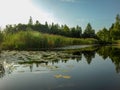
0, 45, 120, 90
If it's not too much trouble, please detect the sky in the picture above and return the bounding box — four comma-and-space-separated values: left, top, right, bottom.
0, 0, 120, 31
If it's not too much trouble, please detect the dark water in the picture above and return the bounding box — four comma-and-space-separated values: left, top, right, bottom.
0, 46, 120, 90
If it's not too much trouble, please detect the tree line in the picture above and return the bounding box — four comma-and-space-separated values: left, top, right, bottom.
97, 14, 120, 43
3, 16, 96, 39
1, 14, 120, 44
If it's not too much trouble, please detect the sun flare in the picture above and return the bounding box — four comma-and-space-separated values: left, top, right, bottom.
0, 0, 57, 27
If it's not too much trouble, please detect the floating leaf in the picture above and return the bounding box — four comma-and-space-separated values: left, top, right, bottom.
54, 74, 62, 78
62, 75, 71, 79
54, 74, 71, 79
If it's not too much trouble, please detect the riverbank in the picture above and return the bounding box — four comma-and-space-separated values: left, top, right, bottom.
0, 31, 98, 50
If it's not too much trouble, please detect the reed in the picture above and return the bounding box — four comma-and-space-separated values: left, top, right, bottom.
1, 31, 98, 50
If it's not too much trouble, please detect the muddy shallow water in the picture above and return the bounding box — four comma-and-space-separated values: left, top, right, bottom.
0, 46, 120, 90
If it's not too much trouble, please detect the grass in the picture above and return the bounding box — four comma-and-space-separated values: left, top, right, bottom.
1, 31, 98, 50
112, 40, 120, 45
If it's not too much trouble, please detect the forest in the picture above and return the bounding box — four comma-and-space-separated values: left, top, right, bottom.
0, 14, 120, 50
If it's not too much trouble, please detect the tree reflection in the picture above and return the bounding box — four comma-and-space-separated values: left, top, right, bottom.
30, 64, 33, 72
67, 46, 120, 73
97, 46, 111, 60
72, 51, 82, 62
97, 46, 120, 73
109, 47, 120, 73
83, 51, 95, 64
1, 46, 120, 78
18, 47, 98, 72
70, 50, 96, 64
0, 63, 5, 78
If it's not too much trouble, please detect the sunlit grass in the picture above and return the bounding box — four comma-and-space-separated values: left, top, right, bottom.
1, 31, 98, 50
112, 40, 120, 45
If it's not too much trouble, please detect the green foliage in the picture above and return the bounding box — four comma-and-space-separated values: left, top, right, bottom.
75, 25, 82, 38
1, 31, 98, 50
28, 16, 33, 25
112, 40, 120, 45
71, 25, 82, 38
2, 31, 41, 50
96, 14, 120, 44
110, 14, 120, 40
97, 28, 111, 43
62, 24, 70, 36
0, 31, 4, 45
4, 20, 84, 39
83, 23, 95, 38
2, 14, 120, 47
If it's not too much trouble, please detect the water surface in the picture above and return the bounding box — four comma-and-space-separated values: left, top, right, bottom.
0, 46, 120, 90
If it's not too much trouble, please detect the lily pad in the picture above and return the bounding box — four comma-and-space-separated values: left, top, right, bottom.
62, 75, 71, 79
54, 74, 62, 78
54, 74, 71, 79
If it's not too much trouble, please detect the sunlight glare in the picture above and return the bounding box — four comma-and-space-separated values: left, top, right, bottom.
0, 0, 57, 27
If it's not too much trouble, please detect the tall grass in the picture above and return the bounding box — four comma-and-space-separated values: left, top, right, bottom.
1, 31, 98, 50
112, 40, 120, 45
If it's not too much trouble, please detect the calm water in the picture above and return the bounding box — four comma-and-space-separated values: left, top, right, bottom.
0, 46, 120, 90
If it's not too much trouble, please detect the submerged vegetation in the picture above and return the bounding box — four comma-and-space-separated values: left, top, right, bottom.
0, 14, 120, 50
1, 46, 120, 76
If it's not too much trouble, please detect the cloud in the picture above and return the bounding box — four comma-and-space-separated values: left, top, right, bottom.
0, 0, 58, 27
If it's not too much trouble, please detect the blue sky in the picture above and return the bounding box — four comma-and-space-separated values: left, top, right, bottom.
0, 0, 120, 31
32, 0, 120, 31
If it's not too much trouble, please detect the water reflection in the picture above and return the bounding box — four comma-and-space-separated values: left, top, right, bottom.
0, 46, 120, 78
97, 46, 120, 73
0, 63, 5, 78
